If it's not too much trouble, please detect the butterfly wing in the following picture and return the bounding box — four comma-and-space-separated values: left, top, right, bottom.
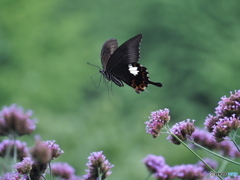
101, 39, 118, 70
106, 34, 142, 71
114, 63, 162, 93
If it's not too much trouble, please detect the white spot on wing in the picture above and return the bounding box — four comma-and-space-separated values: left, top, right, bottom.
128, 64, 139, 76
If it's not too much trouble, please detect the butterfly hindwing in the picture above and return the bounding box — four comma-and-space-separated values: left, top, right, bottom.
114, 63, 162, 93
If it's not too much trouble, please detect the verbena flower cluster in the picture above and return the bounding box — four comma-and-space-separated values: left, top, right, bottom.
167, 119, 195, 145
205, 90, 240, 142
0, 104, 113, 180
0, 104, 36, 137
83, 151, 114, 180
144, 90, 240, 179
145, 108, 170, 138
143, 154, 217, 180
1, 90, 239, 180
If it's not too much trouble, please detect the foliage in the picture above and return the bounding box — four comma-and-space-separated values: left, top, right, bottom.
0, 1, 240, 179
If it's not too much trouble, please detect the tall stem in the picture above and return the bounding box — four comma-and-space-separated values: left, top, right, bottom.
190, 141, 240, 166
165, 125, 223, 180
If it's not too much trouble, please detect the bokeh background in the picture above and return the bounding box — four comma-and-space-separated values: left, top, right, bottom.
0, 0, 240, 179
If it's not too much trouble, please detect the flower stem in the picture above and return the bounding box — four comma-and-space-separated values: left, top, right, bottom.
144, 172, 152, 180
190, 140, 240, 166
98, 167, 102, 180
48, 162, 52, 180
165, 125, 223, 180
229, 136, 240, 152
13, 138, 17, 164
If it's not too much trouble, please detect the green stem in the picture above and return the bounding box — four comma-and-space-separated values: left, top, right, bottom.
41, 174, 47, 180
48, 162, 52, 180
27, 173, 32, 180
13, 138, 17, 164
229, 136, 240, 152
98, 167, 102, 180
165, 127, 223, 180
190, 141, 240, 166
144, 172, 152, 180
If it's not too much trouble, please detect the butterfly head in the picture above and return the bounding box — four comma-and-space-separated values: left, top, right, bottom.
99, 69, 110, 81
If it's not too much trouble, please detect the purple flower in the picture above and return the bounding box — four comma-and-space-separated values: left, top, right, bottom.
0, 104, 36, 137
29, 138, 52, 180
196, 158, 218, 172
14, 157, 33, 175
0, 139, 28, 161
215, 90, 240, 118
1, 172, 25, 180
145, 108, 170, 138
30, 138, 52, 164
167, 119, 195, 145
153, 165, 173, 180
191, 128, 240, 158
83, 151, 114, 180
143, 154, 166, 173
51, 162, 75, 179
171, 164, 205, 179
212, 115, 240, 142
204, 114, 220, 133
43, 140, 64, 160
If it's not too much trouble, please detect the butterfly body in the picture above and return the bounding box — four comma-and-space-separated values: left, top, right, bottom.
100, 34, 162, 94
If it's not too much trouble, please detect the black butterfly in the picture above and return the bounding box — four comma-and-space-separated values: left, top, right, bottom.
99, 34, 162, 94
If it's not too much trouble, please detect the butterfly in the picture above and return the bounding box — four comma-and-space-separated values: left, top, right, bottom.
99, 34, 162, 94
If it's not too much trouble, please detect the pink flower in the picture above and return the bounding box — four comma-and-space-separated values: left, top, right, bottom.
83, 151, 114, 180
0, 104, 36, 137
145, 108, 170, 138
167, 119, 195, 145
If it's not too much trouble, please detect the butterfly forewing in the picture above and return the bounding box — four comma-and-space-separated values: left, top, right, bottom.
106, 34, 142, 71
101, 39, 118, 70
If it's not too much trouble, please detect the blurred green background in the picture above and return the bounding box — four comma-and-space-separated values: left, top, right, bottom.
0, 0, 240, 179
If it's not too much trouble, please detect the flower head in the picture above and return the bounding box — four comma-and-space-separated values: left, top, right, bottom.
171, 164, 205, 179
30, 138, 52, 164
51, 162, 75, 179
0, 139, 28, 160
83, 151, 114, 180
29, 138, 52, 180
14, 157, 33, 174
143, 154, 166, 173
211, 115, 240, 142
215, 90, 240, 118
0, 104, 36, 137
204, 114, 220, 132
145, 108, 170, 138
153, 165, 173, 180
167, 119, 195, 145
1, 172, 24, 180
43, 140, 64, 160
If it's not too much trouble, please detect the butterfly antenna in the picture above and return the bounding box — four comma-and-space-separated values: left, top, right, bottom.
87, 62, 101, 70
